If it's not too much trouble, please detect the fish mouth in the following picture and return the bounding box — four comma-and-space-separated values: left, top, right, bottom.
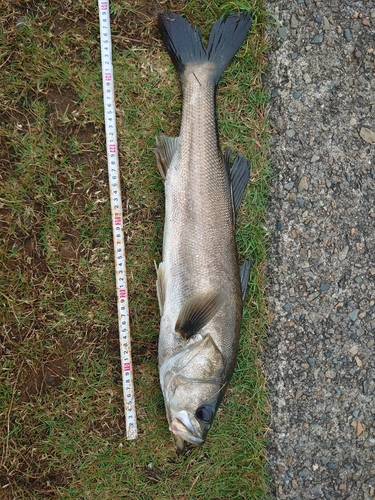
170, 417, 204, 451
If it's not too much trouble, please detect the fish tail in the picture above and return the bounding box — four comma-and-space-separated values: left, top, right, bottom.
158, 11, 252, 85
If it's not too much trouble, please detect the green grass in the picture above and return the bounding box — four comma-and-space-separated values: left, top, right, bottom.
1, 0, 270, 498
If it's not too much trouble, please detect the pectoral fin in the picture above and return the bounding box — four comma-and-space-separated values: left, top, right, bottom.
175, 291, 225, 340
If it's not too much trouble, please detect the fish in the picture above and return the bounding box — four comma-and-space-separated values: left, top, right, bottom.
155, 11, 252, 453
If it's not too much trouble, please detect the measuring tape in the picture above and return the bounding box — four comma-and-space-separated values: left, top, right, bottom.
98, 0, 137, 440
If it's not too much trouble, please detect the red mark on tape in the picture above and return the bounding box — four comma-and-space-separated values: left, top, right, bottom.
105, 73, 111, 81
124, 363, 131, 372
114, 216, 121, 226
101, 2, 108, 10
119, 289, 126, 298
109, 144, 116, 153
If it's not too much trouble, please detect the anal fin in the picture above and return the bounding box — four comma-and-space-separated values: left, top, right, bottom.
175, 291, 224, 340
156, 262, 166, 315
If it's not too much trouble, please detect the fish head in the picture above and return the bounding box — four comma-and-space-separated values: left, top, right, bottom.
160, 334, 227, 452
166, 377, 222, 453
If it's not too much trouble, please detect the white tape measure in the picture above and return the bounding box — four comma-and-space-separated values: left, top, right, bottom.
98, 0, 137, 440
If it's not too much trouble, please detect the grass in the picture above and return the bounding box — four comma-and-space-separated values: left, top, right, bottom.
0, 0, 270, 498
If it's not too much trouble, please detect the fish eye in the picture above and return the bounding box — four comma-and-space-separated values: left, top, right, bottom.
195, 405, 214, 422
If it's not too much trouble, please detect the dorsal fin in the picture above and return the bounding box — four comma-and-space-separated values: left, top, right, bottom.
230, 154, 251, 213
175, 291, 224, 340
155, 135, 180, 179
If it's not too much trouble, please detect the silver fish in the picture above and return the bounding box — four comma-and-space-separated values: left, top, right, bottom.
155, 11, 252, 453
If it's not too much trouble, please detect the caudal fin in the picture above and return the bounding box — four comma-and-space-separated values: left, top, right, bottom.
158, 11, 252, 85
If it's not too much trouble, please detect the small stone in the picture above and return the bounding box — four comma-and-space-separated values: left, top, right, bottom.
338, 245, 349, 261
322, 16, 330, 30
320, 283, 330, 291
298, 467, 310, 479
277, 221, 284, 231
291, 52, 298, 60
314, 17, 322, 25
289, 192, 297, 203
311, 485, 323, 497
344, 28, 352, 42
286, 129, 296, 138
307, 357, 315, 367
283, 304, 291, 312
304, 73, 312, 84
290, 14, 299, 28
285, 181, 294, 190
311, 32, 323, 44
363, 380, 369, 395
298, 176, 308, 191
349, 309, 359, 321
356, 421, 365, 437
311, 154, 320, 162
295, 388, 303, 398
327, 462, 337, 469
349, 117, 357, 125
296, 198, 304, 208
355, 50, 362, 58
293, 91, 302, 99
354, 355, 362, 367
349, 345, 358, 355
279, 27, 288, 41
362, 17, 371, 26
360, 127, 375, 144
271, 88, 279, 98
307, 291, 319, 302
325, 369, 336, 379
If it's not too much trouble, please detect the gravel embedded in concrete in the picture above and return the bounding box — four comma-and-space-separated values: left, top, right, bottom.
264, 1, 375, 498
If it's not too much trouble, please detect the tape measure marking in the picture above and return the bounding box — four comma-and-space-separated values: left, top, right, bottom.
98, 0, 138, 441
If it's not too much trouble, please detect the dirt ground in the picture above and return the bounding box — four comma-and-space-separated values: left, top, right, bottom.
264, 1, 375, 499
